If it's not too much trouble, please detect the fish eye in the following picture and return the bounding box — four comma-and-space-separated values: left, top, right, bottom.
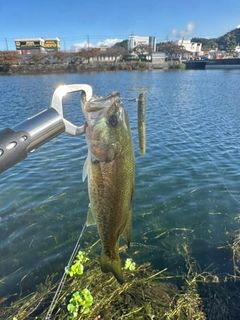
109, 115, 118, 127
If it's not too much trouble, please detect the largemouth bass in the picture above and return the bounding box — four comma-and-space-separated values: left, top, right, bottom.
81, 92, 135, 284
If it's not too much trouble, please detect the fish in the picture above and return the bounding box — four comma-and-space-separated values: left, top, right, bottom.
81, 91, 135, 284
138, 93, 146, 155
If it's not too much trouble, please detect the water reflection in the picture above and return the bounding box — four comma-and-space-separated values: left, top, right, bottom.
1, 70, 240, 303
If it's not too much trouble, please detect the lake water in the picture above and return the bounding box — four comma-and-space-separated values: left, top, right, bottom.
1, 70, 240, 310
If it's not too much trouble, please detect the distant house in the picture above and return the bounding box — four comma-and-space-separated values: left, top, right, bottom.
175, 38, 202, 59
152, 52, 166, 63
128, 35, 156, 53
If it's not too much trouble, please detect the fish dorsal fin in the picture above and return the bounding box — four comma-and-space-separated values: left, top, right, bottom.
86, 205, 96, 226
82, 157, 89, 182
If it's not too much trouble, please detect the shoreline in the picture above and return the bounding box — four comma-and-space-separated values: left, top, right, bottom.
0, 61, 173, 75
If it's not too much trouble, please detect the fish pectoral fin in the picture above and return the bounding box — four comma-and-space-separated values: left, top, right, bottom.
86, 205, 96, 226
100, 250, 124, 284
122, 212, 132, 248
82, 157, 89, 182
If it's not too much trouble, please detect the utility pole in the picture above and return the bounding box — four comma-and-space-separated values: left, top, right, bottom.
5, 38, 8, 50
87, 35, 89, 49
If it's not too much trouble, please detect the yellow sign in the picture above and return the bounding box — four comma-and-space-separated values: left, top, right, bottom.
44, 43, 57, 47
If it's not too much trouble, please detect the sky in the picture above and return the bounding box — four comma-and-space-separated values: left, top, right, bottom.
1, 0, 240, 51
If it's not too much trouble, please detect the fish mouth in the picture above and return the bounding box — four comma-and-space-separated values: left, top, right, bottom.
81, 91, 120, 113
81, 91, 121, 131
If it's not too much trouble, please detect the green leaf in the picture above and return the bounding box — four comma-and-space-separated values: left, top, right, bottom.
67, 303, 76, 313
124, 258, 136, 270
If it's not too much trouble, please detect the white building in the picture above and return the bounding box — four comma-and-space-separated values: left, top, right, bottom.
235, 44, 240, 53
128, 35, 156, 53
175, 38, 202, 58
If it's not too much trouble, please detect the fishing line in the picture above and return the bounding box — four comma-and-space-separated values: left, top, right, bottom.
151, 91, 240, 206
45, 220, 87, 320
121, 90, 149, 103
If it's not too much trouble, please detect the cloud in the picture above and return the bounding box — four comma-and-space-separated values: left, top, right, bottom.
71, 38, 122, 51
171, 22, 195, 38
97, 38, 122, 47
171, 29, 178, 36
71, 41, 93, 51
237, 24, 240, 29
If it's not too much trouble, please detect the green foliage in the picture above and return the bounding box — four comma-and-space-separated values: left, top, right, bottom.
191, 37, 218, 51
65, 251, 93, 318
76, 251, 89, 264
124, 258, 136, 271
112, 39, 129, 52
192, 27, 240, 51
65, 260, 84, 277
226, 34, 237, 53
135, 62, 147, 70
169, 63, 186, 70
65, 251, 89, 277
67, 289, 93, 318
216, 29, 240, 51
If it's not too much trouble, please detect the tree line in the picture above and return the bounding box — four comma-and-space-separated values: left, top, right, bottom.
0, 46, 129, 68
192, 27, 240, 52
0, 43, 156, 69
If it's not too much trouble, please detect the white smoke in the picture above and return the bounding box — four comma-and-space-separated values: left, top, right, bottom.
171, 22, 195, 38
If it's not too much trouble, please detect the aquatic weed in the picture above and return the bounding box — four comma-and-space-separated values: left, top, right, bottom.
67, 289, 93, 319
65, 251, 93, 318
124, 258, 136, 271
65, 251, 89, 277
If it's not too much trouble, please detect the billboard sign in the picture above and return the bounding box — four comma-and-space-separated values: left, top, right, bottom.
43, 40, 60, 51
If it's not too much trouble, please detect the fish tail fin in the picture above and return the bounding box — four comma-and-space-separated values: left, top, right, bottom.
100, 250, 124, 284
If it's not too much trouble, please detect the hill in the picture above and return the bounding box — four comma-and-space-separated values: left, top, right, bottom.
192, 27, 240, 51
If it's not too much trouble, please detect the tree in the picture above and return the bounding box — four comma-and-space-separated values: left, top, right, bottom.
26, 52, 49, 65
156, 42, 186, 60
105, 47, 127, 62
128, 44, 153, 61
191, 37, 218, 51
53, 51, 69, 63
131, 44, 152, 57
0, 51, 21, 66
226, 34, 237, 54
79, 48, 100, 63
191, 27, 240, 52
68, 52, 82, 64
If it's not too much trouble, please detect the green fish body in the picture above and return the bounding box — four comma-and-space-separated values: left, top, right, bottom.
82, 92, 135, 284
